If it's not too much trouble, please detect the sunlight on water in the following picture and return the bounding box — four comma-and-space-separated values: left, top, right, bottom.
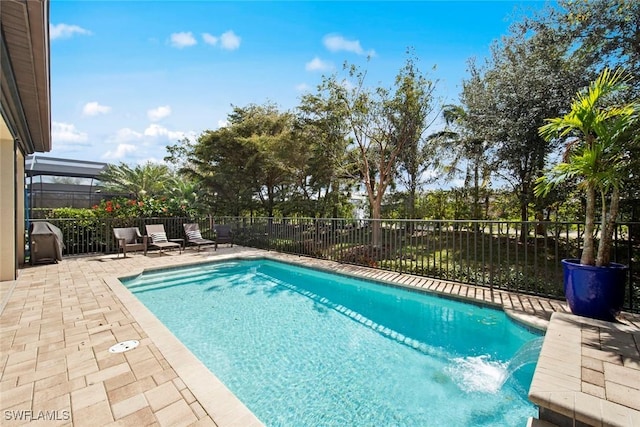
125, 259, 541, 426
447, 355, 508, 393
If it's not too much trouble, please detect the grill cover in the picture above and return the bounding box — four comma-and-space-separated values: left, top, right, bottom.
29, 222, 65, 265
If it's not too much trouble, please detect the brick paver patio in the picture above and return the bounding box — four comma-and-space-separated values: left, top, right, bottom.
1, 246, 638, 426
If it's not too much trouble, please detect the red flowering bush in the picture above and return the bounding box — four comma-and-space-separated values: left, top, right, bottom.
92, 196, 191, 218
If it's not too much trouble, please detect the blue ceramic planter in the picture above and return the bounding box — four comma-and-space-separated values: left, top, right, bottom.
562, 259, 627, 321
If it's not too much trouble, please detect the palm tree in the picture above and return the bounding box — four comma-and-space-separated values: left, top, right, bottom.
167, 176, 208, 215
98, 162, 175, 199
438, 104, 493, 220
535, 68, 638, 266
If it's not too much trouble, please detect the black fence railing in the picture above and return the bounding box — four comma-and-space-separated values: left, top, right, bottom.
28, 216, 640, 312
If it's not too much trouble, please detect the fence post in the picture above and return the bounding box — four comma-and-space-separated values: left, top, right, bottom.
489, 222, 494, 300
628, 224, 634, 311
104, 218, 110, 254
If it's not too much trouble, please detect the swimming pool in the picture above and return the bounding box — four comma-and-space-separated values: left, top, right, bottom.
122, 258, 541, 426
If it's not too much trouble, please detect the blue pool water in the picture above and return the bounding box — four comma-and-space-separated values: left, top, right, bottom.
122, 259, 541, 426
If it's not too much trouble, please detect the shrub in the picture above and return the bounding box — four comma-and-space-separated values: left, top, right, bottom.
92, 196, 191, 218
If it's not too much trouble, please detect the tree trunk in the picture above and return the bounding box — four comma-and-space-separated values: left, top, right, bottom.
581, 182, 596, 265
473, 159, 480, 219
331, 181, 339, 219
596, 187, 619, 266
407, 182, 416, 235
519, 199, 529, 244
408, 182, 416, 219
371, 201, 382, 247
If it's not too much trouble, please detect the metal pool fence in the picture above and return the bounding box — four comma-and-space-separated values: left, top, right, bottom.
28, 216, 640, 312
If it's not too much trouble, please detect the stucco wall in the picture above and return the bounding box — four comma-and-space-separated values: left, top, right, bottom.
16, 149, 24, 267
0, 119, 17, 281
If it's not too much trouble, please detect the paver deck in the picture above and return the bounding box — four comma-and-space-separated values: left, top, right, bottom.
529, 313, 640, 427
1, 246, 639, 426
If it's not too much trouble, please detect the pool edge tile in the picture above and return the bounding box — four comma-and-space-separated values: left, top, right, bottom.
105, 276, 265, 427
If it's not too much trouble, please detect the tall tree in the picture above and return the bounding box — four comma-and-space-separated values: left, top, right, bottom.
391, 51, 440, 220
192, 126, 258, 216
522, 0, 640, 95
230, 103, 299, 217
318, 57, 435, 246
521, 0, 640, 218
462, 25, 586, 232
296, 93, 353, 217
434, 61, 494, 219
168, 103, 306, 217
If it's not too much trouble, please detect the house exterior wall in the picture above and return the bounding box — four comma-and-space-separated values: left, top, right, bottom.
0, 119, 17, 280
17, 149, 25, 267
0, 0, 51, 281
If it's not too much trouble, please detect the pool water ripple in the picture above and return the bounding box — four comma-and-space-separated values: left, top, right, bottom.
123, 259, 540, 426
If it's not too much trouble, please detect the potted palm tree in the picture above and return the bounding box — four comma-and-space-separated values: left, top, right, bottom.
535, 68, 638, 321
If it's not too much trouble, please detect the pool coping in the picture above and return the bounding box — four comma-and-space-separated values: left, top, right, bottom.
528, 312, 640, 426
105, 256, 264, 427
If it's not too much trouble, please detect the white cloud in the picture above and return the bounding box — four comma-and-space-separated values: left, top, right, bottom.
295, 83, 311, 92
170, 32, 197, 48
217, 119, 229, 128
147, 105, 172, 122
107, 128, 143, 144
202, 33, 218, 46
52, 121, 88, 143
323, 34, 375, 57
107, 125, 188, 144
143, 124, 185, 140
99, 126, 194, 162
220, 30, 241, 50
305, 57, 333, 72
102, 144, 137, 160
50, 23, 92, 40
199, 30, 241, 50
82, 101, 111, 116
339, 78, 355, 91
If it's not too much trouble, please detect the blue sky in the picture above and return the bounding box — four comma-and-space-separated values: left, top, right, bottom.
49, 0, 551, 165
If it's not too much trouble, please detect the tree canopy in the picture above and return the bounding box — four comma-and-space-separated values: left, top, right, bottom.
154, 0, 639, 223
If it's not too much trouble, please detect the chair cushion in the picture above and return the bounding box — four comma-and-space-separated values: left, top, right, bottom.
151, 232, 168, 243
186, 229, 202, 240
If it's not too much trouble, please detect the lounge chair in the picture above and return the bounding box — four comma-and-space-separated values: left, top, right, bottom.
113, 227, 147, 257
183, 223, 216, 251
214, 224, 233, 248
145, 224, 182, 255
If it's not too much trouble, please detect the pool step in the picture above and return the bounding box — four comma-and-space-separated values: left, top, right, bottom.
126, 266, 214, 286
123, 262, 248, 292
127, 272, 217, 293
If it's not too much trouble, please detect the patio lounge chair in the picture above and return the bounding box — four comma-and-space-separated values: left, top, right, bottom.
113, 227, 147, 257
214, 224, 233, 248
145, 224, 182, 255
183, 223, 216, 251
